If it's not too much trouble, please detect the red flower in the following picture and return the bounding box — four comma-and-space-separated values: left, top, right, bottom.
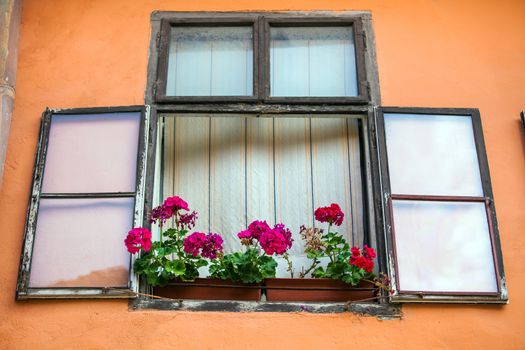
124, 227, 152, 254
314, 203, 345, 226
349, 245, 376, 273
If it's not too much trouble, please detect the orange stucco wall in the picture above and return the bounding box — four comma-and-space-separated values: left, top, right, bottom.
1, 0, 525, 349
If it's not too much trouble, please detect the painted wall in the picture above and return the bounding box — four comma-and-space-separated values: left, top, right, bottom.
1, 0, 524, 348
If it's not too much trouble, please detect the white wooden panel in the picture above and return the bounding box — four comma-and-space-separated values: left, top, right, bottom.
311, 117, 353, 243
165, 116, 210, 233
274, 117, 313, 256
348, 118, 364, 245
210, 117, 246, 251
246, 117, 275, 225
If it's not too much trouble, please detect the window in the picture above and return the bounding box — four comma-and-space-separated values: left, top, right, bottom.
16, 106, 149, 299
154, 14, 369, 103
157, 114, 367, 276
17, 12, 507, 306
375, 107, 507, 303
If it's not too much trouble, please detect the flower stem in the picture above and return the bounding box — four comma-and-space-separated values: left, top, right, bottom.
301, 257, 319, 278
283, 253, 294, 278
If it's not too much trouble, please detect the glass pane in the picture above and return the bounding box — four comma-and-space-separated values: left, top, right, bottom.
392, 200, 498, 293
41, 112, 141, 193
29, 198, 134, 288
166, 27, 253, 96
270, 26, 358, 97
384, 113, 483, 196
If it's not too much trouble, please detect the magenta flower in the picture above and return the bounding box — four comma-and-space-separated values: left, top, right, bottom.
237, 220, 272, 245
163, 196, 189, 212
183, 232, 223, 259
149, 205, 173, 226
259, 223, 293, 255
247, 220, 271, 240
183, 232, 206, 257
201, 233, 224, 259
124, 227, 152, 254
179, 211, 198, 230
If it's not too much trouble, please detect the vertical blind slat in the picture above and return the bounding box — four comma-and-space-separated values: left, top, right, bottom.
210, 117, 247, 251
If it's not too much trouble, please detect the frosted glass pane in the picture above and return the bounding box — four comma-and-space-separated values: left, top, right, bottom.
384, 113, 483, 196
41, 112, 140, 193
166, 27, 253, 96
29, 198, 134, 287
270, 27, 357, 97
392, 200, 498, 293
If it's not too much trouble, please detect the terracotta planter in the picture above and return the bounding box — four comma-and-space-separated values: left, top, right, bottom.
265, 278, 377, 302
153, 278, 262, 301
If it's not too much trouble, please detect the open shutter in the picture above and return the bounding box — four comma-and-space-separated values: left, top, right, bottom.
375, 107, 507, 303
17, 106, 149, 299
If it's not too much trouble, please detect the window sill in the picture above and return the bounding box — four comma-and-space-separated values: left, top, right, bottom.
130, 297, 402, 319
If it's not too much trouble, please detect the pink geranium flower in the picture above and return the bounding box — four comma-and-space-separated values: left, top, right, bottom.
124, 227, 152, 254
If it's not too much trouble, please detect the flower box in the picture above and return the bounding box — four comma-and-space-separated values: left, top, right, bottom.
153, 278, 262, 301
264, 278, 378, 302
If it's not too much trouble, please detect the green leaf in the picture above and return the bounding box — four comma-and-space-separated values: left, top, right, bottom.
165, 259, 186, 276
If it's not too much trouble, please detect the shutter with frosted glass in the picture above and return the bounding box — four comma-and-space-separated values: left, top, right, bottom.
17, 106, 149, 299
375, 107, 507, 303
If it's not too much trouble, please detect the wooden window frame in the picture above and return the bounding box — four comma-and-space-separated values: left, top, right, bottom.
374, 106, 507, 304
135, 11, 388, 312
16, 106, 150, 300
152, 12, 371, 104
155, 15, 260, 103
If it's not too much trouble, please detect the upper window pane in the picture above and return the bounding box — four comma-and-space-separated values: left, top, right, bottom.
270, 26, 358, 97
384, 113, 483, 196
41, 112, 141, 193
166, 26, 253, 96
